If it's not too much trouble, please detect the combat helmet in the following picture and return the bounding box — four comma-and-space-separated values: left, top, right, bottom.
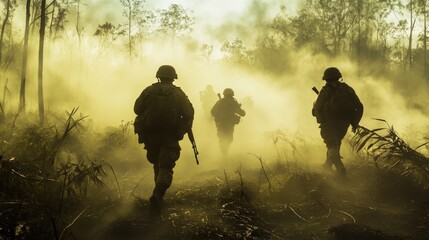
322, 67, 342, 81
223, 88, 234, 97
156, 65, 178, 79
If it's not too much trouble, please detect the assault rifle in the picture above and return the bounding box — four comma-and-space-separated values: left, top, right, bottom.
188, 129, 199, 165
311, 86, 319, 117
312, 86, 319, 95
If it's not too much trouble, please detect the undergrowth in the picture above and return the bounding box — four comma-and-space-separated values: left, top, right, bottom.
0, 108, 132, 239
352, 119, 429, 188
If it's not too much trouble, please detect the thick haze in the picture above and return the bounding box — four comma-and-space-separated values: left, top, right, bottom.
3, 0, 429, 174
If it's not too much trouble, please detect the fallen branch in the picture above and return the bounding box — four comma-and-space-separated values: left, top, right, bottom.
287, 205, 310, 222
338, 210, 356, 223
11, 169, 56, 182
59, 208, 88, 240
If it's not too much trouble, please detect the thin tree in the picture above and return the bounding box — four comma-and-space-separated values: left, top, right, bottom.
423, 0, 427, 76
94, 22, 125, 58
0, 0, 12, 64
120, 0, 146, 61
38, 0, 46, 123
19, 0, 31, 111
75, 0, 83, 49
157, 4, 194, 47
30, 0, 41, 33
48, 0, 56, 38
408, 0, 414, 69
49, 2, 68, 40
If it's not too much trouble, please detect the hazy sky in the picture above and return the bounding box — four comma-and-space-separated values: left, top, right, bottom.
81, 0, 297, 43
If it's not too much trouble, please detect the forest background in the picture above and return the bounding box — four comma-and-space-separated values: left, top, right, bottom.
1, 0, 429, 239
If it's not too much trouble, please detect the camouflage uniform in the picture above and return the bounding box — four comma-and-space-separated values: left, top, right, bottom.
211, 91, 246, 155
312, 69, 363, 176
134, 81, 194, 201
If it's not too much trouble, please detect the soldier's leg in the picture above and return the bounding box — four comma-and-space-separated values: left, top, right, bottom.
330, 124, 349, 176
222, 126, 235, 154
324, 150, 333, 169
218, 128, 229, 155
329, 144, 346, 176
152, 146, 180, 199
225, 127, 234, 150
321, 126, 335, 169
321, 123, 348, 176
146, 147, 161, 184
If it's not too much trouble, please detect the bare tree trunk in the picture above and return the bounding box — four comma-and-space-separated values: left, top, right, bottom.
408, 0, 414, 70
357, 0, 362, 78
20, 0, 32, 111
31, 0, 40, 34
49, 0, 57, 38
128, 3, 132, 61
76, 0, 82, 48
38, 0, 46, 124
0, 0, 12, 64
424, 0, 427, 77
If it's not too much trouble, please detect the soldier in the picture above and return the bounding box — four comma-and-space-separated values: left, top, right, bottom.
199, 84, 218, 121
211, 88, 246, 156
134, 65, 194, 217
312, 67, 363, 177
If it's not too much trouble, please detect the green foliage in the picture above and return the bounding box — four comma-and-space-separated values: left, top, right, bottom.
352, 119, 429, 188
97, 120, 133, 154
57, 159, 106, 200
48, 0, 71, 39
0, 109, 119, 238
221, 38, 252, 65
94, 22, 126, 56
0, 109, 108, 201
156, 4, 194, 41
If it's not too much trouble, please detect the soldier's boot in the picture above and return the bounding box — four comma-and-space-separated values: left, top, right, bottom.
330, 149, 346, 177
149, 183, 167, 221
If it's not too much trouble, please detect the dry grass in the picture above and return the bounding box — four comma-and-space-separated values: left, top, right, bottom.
352, 119, 429, 188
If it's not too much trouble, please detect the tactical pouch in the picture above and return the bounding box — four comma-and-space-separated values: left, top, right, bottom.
134, 114, 147, 143
233, 115, 241, 125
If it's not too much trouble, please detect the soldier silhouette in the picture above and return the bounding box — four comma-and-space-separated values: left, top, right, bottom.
211, 88, 246, 156
134, 65, 194, 218
312, 67, 363, 177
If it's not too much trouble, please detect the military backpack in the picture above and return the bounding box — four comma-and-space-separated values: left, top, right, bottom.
134, 84, 180, 143
325, 82, 357, 121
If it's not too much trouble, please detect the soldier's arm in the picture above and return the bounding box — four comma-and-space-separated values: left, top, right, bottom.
312, 87, 330, 122
351, 93, 364, 128
133, 87, 151, 115
210, 100, 220, 117
177, 89, 195, 129
234, 101, 246, 117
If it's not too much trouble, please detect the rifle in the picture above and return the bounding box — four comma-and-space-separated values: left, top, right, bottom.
312, 86, 319, 95
217, 93, 221, 99
311, 86, 319, 117
188, 129, 199, 165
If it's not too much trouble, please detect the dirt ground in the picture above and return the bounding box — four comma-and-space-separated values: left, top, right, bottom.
67, 161, 429, 240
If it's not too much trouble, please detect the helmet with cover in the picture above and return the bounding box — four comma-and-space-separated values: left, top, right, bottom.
322, 67, 342, 81
223, 88, 234, 97
156, 65, 178, 79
